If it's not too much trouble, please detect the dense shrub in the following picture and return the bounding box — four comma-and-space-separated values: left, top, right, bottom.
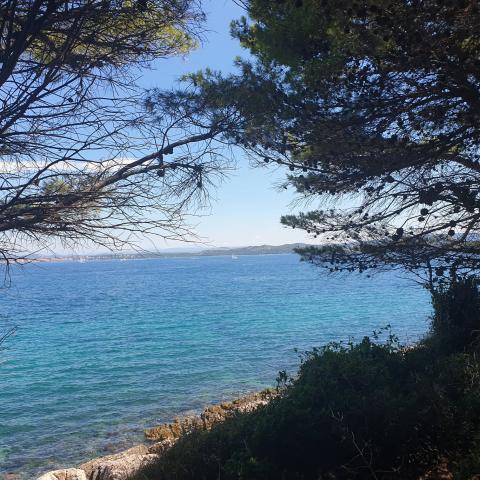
430, 276, 480, 353
134, 329, 480, 480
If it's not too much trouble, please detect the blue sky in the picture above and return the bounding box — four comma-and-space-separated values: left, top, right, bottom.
136, 0, 310, 249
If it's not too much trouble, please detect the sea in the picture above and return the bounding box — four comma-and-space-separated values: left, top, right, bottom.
0, 254, 432, 478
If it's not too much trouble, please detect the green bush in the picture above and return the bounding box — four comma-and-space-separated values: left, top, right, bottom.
430, 276, 480, 353
134, 330, 480, 480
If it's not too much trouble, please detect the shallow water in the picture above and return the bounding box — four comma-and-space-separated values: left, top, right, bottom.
0, 254, 431, 477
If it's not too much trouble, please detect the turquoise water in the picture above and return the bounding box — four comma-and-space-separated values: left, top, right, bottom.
0, 254, 431, 478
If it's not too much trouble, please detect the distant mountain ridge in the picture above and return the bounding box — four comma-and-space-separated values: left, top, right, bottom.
199, 243, 310, 257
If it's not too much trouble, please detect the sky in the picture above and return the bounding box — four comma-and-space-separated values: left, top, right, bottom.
131, 0, 312, 250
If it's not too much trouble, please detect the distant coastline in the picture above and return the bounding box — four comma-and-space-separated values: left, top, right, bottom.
30, 243, 314, 264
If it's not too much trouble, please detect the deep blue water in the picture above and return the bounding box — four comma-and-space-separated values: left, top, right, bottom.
0, 254, 432, 478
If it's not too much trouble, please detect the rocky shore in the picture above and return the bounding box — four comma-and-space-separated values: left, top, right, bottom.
36, 389, 276, 480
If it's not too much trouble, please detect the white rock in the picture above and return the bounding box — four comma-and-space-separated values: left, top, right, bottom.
90, 454, 158, 480
79, 446, 158, 480
37, 468, 87, 480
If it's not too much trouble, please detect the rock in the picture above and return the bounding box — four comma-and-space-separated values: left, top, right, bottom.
144, 416, 203, 442
147, 439, 176, 455
37, 469, 87, 480
87, 454, 158, 480
79, 445, 158, 480
200, 404, 225, 427
144, 389, 277, 442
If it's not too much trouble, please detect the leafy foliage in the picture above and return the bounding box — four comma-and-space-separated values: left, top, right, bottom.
430, 275, 480, 353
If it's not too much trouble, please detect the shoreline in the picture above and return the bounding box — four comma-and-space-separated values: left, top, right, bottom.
36, 389, 277, 480
12, 242, 311, 265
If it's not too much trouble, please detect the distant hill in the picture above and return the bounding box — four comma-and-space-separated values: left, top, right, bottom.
198, 243, 310, 257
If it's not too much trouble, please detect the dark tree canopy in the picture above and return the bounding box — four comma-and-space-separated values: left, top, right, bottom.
0, 0, 240, 264
173, 0, 480, 281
